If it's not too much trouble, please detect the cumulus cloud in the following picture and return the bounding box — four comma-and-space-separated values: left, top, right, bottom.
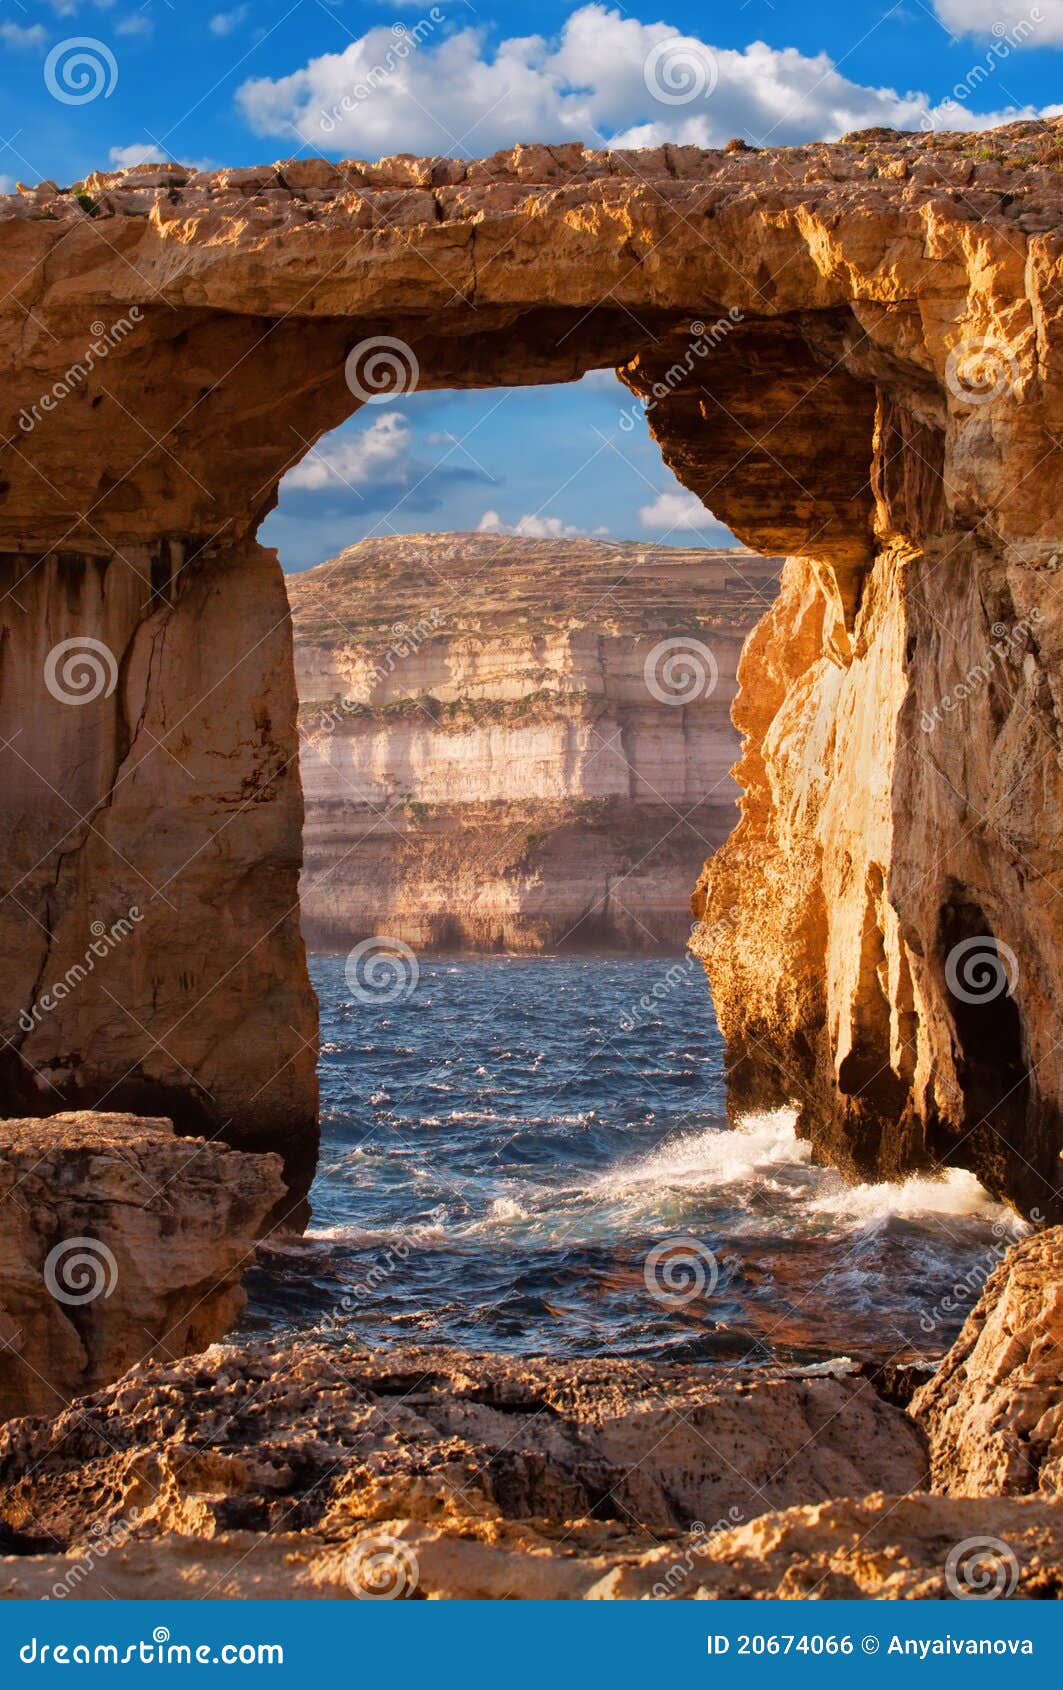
639, 488, 721, 534
116, 15, 153, 36
932, 1, 1063, 46
0, 23, 47, 50
287, 412, 414, 491
210, 5, 250, 36
108, 143, 218, 172
235, 2, 1058, 158
477, 509, 592, 538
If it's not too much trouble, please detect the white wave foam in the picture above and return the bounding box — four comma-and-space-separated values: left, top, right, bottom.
808, 1166, 1008, 1227
587, 1108, 808, 1201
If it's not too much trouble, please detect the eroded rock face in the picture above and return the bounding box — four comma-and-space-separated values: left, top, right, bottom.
290, 534, 781, 952
3, 1494, 1061, 1599
912, 1225, 1063, 1497
0, 1112, 286, 1422
0, 1338, 928, 1593
1, 126, 1062, 1200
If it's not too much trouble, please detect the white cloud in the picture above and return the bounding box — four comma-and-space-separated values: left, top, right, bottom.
235, 2, 1059, 159
108, 143, 217, 173
210, 5, 250, 36
109, 143, 164, 169
932, 1, 1063, 46
639, 489, 718, 533
116, 15, 152, 36
0, 23, 47, 50
477, 509, 592, 538
287, 412, 413, 491
0, 174, 15, 195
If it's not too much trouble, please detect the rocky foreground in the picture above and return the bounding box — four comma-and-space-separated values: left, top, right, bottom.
0, 1113, 285, 1424
290, 535, 781, 953
0, 1192, 1059, 1600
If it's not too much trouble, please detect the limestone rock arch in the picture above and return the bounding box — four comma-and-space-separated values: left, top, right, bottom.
1, 127, 1061, 1210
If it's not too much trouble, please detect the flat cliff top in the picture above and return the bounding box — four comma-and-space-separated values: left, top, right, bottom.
286, 533, 783, 644
6, 121, 1062, 227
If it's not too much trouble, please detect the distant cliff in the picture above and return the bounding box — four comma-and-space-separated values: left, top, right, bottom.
288, 534, 781, 953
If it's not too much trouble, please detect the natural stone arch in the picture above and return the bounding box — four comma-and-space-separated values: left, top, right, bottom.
0, 127, 1060, 1210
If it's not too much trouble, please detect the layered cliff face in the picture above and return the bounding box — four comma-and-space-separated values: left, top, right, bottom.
1, 127, 1061, 1204
289, 534, 780, 952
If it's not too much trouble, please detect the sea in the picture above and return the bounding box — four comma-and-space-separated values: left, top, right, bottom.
242, 954, 1023, 1370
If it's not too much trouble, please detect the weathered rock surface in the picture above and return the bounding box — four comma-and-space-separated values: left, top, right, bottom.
4, 1494, 1062, 1600
0, 1340, 929, 1593
913, 1225, 1063, 1498
2, 124, 1062, 1202
0, 1113, 286, 1423
2, 1333, 1061, 1601
290, 534, 781, 952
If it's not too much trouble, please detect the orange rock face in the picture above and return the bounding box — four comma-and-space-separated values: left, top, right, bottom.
1, 126, 1061, 1199
913, 1225, 1063, 1497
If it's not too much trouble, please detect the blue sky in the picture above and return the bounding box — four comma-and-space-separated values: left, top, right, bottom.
2, 0, 1061, 567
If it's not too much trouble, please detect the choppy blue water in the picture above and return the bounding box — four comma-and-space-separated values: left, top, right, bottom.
243, 955, 1024, 1367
